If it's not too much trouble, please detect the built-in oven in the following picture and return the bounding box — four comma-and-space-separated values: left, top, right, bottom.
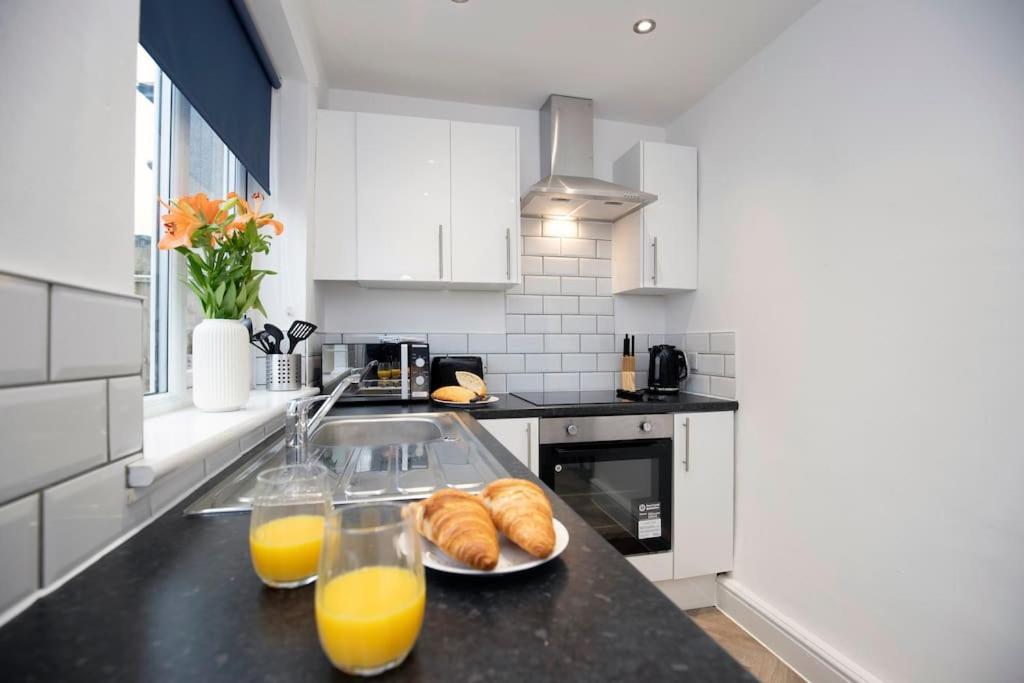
539, 414, 673, 556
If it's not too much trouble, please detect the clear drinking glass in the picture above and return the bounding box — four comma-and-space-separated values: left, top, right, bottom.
315, 503, 425, 676
249, 463, 332, 588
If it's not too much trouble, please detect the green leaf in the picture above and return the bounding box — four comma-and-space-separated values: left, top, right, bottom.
212, 281, 227, 307
222, 280, 237, 315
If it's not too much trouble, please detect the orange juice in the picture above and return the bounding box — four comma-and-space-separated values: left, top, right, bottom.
249, 514, 325, 585
316, 566, 425, 673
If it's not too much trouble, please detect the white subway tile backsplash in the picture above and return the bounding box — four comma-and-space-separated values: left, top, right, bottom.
50, 286, 142, 381
687, 353, 699, 374
505, 279, 524, 295
595, 278, 613, 296
578, 222, 613, 240
0, 275, 47, 387
108, 376, 143, 460
42, 457, 150, 584
467, 334, 506, 353
597, 353, 622, 371
649, 334, 666, 346
544, 373, 580, 392
562, 354, 597, 371
521, 218, 541, 236
632, 334, 650, 354
0, 495, 39, 612
507, 373, 543, 392
505, 334, 544, 353
724, 356, 736, 378
486, 354, 525, 374
596, 240, 612, 259
524, 275, 562, 295
506, 295, 544, 314
523, 315, 561, 334
686, 374, 711, 395
597, 316, 614, 334
579, 259, 611, 277
143, 459, 205, 514
505, 315, 524, 334
580, 372, 615, 391
486, 374, 507, 393
561, 277, 596, 296
428, 333, 468, 354
521, 256, 544, 275
543, 257, 579, 276
666, 334, 685, 348
0, 381, 107, 504
709, 376, 736, 399
560, 238, 596, 257
561, 315, 596, 334
579, 297, 613, 315
580, 334, 615, 353
523, 236, 561, 256
710, 332, 736, 354
525, 354, 561, 373
697, 354, 726, 376
543, 296, 578, 314
544, 334, 580, 353
684, 333, 710, 353
542, 220, 578, 237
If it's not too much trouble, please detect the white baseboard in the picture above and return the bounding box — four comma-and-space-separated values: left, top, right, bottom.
655, 574, 718, 610
716, 577, 882, 683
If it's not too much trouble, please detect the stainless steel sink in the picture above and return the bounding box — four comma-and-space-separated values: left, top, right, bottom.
184, 412, 508, 516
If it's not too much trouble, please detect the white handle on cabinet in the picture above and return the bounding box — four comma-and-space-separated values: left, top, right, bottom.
525, 421, 532, 469
651, 236, 658, 285
682, 416, 690, 472
506, 228, 511, 280
438, 224, 444, 279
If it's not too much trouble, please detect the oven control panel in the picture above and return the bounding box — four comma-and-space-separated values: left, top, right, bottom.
407, 343, 430, 398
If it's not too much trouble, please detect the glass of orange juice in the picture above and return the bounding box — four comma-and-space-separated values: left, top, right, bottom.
249, 463, 331, 588
316, 503, 425, 676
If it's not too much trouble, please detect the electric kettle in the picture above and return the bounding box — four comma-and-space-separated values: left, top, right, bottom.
647, 344, 688, 392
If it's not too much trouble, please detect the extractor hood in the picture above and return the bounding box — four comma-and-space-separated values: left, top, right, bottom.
521, 95, 657, 222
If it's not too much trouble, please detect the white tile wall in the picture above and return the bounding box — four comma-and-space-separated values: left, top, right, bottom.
561, 277, 596, 296
562, 315, 596, 334
543, 257, 578, 276
523, 315, 561, 334
0, 495, 39, 610
467, 334, 506, 353
50, 286, 143, 381
0, 275, 48, 386
505, 334, 543, 353
108, 375, 143, 460
0, 380, 108, 503
682, 332, 737, 400
427, 333, 468, 354
505, 315, 525, 334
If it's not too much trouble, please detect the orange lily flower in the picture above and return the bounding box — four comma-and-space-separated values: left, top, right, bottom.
226, 191, 284, 235
158, 197, 203, 249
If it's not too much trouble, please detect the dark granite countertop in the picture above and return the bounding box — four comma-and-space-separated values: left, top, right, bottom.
330, 391, 737, 420
0, 410, 750, 682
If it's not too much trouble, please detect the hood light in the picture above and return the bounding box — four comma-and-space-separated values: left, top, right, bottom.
633, 19, 656, 34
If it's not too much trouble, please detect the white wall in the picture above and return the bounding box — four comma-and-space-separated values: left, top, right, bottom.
665, 1, 1024, 680
318, 89, 667, 334
0, 0, 138, 294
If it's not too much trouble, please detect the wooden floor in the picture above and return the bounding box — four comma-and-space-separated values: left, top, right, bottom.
686, 608, 804, 683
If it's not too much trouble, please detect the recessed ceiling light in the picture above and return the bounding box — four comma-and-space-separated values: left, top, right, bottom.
633, 18, 656, 34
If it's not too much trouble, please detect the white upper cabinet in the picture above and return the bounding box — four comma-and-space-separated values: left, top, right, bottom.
312, 110, 357, 280
611, 141, 698, 294
450, 121, 520, 286
356, 113, 452, 283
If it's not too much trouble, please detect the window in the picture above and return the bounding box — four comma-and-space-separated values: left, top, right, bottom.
135, 46, 256, 407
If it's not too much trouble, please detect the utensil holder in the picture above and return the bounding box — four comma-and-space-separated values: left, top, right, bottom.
266, 354, 302, 391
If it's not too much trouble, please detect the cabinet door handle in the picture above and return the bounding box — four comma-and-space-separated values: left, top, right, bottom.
506, 228, 512, 280
651, 236, 658, 285
438, 224, 444, 279
525, 421, 532, 469
682, 417, 690, 472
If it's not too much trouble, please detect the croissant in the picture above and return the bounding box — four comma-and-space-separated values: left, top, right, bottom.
481, 478, 556, 558
406, 488, 499, 570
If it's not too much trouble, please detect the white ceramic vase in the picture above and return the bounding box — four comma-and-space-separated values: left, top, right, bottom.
192, 318, 251, 412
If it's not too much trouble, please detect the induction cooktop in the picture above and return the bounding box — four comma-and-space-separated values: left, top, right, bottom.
511, 390, 676, 406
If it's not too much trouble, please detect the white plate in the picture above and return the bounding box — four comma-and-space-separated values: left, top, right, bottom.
420, 519, 569, 575
430, 395, 501, 408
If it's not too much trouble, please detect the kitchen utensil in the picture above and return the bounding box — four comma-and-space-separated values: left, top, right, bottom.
621, 334, 636, 390
266, 354, 302, 391
263, 324, 285, 354
647, 344, 688, 392
286, 320, 318, 354
251, 330, 276, 354
249, 464, 331, 589
243, 316, 254, 340
420, 518, 569, 576
317, 503, 424, 675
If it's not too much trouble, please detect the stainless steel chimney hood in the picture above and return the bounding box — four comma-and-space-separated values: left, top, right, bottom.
521, 95, 657, 222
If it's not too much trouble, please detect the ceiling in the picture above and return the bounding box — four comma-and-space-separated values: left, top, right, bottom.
304, 0, 818, 125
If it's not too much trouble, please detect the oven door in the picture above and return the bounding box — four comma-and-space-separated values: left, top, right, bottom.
540, 438, 672, 555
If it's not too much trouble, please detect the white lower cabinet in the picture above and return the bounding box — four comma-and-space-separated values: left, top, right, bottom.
673, 411, 734, 579
478, 418, 538, 474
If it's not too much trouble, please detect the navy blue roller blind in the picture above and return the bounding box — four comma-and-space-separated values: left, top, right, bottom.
141, 0, 279, 192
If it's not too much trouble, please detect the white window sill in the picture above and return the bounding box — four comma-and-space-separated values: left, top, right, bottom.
128, 387, 318, 487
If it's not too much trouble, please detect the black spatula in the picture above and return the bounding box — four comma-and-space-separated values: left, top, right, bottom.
286, 320, 318, 354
